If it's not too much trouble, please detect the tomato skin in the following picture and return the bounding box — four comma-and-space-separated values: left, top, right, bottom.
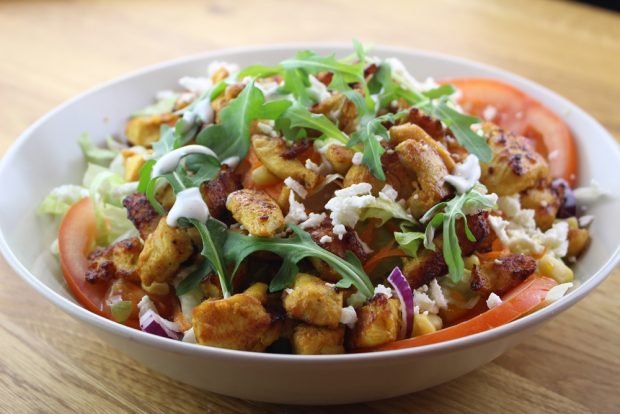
370, 275, 557, 351
58, 197, 110, 317
446, 78, 578, 186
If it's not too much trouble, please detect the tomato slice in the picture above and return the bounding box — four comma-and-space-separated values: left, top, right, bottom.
371, 275, 557, 351
446, 78, 578, 186
58, 197, 110, 316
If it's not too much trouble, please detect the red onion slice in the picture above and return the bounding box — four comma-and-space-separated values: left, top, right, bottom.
387, 266, 414, 339
138, 296, 182, 340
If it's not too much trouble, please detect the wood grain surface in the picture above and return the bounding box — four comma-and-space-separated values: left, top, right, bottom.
1, 0, 618, 412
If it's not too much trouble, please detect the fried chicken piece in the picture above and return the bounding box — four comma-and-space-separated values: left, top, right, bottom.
137, 218, 193, 294
480, 123, 549, 195
324, 144, 354, 175
403, 212, 491, 288
343, 164, 384, 195
389, 123, 455, 171
123, 193, 160, 239
86, 237, 143, 284
471, 253, 537, 296
292, 324, 345, 355
349, 294, 401, 349
282, 273, 343, 328
251, 135, 319, 190
199, 165, 241, 222
311, 92, 358, 134
192, 293, 281, 352
395, 138, 452, 219
125, 113, 178, 147
211, 83, 244, 123
226, 189, 285, 237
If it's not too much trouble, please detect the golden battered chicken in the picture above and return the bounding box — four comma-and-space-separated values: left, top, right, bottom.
137, 218, 193, 294
480, 123, 549, 195
211, 83, 244, 123
292, 324, 345, 355
226, 189, 285, 237
125, 113, 178, 147
86, 237, 143, 284
192, 293, 281, 351
389, 123, 455, 171
282, 273, 343, 328
471, 253, 537, 296
311, 92, 358, 134
251, 135, 319, 190
349, 294, 401, 349
343, 164, 384, 195
519, 179, 560, 230
324, 144, 354, 175
395, 138, 452, 219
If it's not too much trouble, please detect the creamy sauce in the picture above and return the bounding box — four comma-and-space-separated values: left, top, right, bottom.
151, 145, 218, 177
166, 187, 210, 227
444, 154, 481, 194
221, 156, 240, 169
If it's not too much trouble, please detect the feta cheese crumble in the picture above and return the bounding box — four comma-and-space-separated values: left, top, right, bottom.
340, 306, 358, 329
284, 177, 308, 199
352, 152, 364, 165
319, 235, 333, 244
486, 292, 503, 309
489, 195, 569, 258
374, 284, 393, 298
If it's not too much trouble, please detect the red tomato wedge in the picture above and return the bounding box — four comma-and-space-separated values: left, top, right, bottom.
447, 78, 578, 186
370, 275, 557, 351
58, 197, 110, 317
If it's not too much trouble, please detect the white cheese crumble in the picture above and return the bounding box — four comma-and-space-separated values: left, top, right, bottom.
325, 183, 375, 239
374, 284, 393, 298
379, 184, 398, 202
413, 279, 448, 315
352, 152, 364, 165
340, 306, 358, 329
284, 190, 308, 225
489, 195, 569, 258
299, 212, 327, 229
482, 105, 497, 121
486, 293, 503, 309
284, 177, 308, 199
319, 235, 333, 244
333, 224, 347, 239
384, 57, 439, 92
444, 154, 482, 194
256, 120, 279, 137
284, 288, 294, 295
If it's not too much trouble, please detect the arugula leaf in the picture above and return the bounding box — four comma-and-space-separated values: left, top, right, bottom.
178, 153, 221, 188
237, 64, 283, 80
197, 81, 291, 160
423, 84, 456, 99
188, 217, 231, 298
153, 125, 179, 159
347, 110, 408, 180
284, 102, 349, 144
419, 187, 497, 282
420, 97, 492, 162
282, 50, 365, 84
281, 68, 312, 106
224, 224, 374, 299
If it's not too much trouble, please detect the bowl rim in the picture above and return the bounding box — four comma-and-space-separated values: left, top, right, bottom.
1, 42, 618, 364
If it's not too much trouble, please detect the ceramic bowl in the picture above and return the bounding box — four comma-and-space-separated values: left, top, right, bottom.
1, 44, 618, 405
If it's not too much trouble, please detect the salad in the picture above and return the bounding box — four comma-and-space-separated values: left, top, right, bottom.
40, 43, 592, 354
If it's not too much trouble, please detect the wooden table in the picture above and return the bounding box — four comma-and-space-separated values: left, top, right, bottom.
1, 0, 618, 412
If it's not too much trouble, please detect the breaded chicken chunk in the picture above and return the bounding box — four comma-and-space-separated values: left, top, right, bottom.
292, 324, 345, 355
480, 123, 549, 195
192, 293, 280, 351
226, 189, 284, 237
349, 294, 401, 349
283, 273, 343, 328
125, 113, 178, 147
137, 217, 193, 294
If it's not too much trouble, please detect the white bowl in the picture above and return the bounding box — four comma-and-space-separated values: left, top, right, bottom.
1, 44, 618, 405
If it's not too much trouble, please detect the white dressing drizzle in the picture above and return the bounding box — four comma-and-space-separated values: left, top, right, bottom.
445, 154, 481, 194
151, 145, 218, 177
166, 187, 210, 227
